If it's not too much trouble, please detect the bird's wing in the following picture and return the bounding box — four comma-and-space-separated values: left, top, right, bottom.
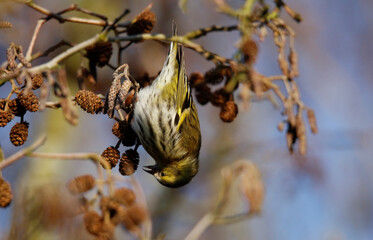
171, 22, 192, 131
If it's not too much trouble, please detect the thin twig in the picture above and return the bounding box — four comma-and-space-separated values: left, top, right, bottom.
26, 19, 46, 59
29, 152, 98, 160
185, 214, 214, 240
213, 212, 257, 224
28, 151, 114, 194
185, 160, 263, 240
184, 25, 238, 40
0, 69, 22, 86
28, 31, 108, 74
110, 34, 236, 66
0, 135, 47, 170
14, 0, 130, 28
30, 40, 73, 61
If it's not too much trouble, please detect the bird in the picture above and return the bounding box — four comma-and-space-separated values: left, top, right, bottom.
131, 22, 201, 188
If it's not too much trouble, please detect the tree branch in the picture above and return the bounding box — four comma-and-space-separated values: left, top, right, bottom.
0, 135, 47, 170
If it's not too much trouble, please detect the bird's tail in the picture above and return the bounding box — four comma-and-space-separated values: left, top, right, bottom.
155, 21, 183, 90
163, 20, 179, 76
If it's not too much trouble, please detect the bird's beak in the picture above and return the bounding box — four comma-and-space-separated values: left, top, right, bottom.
143, 165, 157, 175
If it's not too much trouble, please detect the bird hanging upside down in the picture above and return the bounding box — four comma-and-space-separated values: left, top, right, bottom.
131, 23, 201, 188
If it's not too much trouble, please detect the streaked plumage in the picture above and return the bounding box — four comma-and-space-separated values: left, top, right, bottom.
131, 23, 201, 188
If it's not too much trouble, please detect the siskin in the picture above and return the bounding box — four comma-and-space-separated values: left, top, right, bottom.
131, 23, 201, 188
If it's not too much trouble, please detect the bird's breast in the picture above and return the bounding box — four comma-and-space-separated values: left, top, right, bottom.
132, 89, 187, 164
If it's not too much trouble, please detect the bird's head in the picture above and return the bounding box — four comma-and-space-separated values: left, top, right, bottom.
143, 157, 199, 188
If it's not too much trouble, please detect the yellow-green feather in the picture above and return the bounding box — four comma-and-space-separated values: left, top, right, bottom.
159, 23, 191, 131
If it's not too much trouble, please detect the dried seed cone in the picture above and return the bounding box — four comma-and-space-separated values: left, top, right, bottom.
127, 204, 147, 226
96, 222, 115, 240
122, 127, 137, 147
9, 122, 28, 146
85, 42, 113, 67
195, 84, 211, 105
75, 90, 104, 114
8, 99, 26, 116
109, 205, 127, 226
219, 101, 238, 122
189, 72, 205, 88
127, 7, 156, 36
210, 88, 233, 107
17, 90, 39, 112
83, 211, 102, 236
204, 66, 232, 85
113, 187, 136, 207
241, 39, 258, 64
99, 196, 120, 213
119, 204, 147, 232
112, 122, 124, 139
120, 208, 138, 232
112, 121, 137, 146
67, 175, 96, 195
31, 74, 44, 90
119, 149, 139, 176
99, 197, 123, 226
0, 178, 12, 208
0, 110, 14, 127
101, 146, 120, 169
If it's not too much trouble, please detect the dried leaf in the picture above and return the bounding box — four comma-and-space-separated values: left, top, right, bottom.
233, 160, 264, 214
118, 79, 132, 109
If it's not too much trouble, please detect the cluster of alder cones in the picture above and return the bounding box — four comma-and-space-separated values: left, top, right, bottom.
0, 177, 12, 208
66, 174, 148, 239
0, 74, 42, 146
74, 89, 140, 177
189, 66, 239, 123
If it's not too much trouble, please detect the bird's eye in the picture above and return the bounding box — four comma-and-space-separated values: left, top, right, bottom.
160, 172, 165, 177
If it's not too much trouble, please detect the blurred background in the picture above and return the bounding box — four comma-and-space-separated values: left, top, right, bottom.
1, 0, 373, 239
